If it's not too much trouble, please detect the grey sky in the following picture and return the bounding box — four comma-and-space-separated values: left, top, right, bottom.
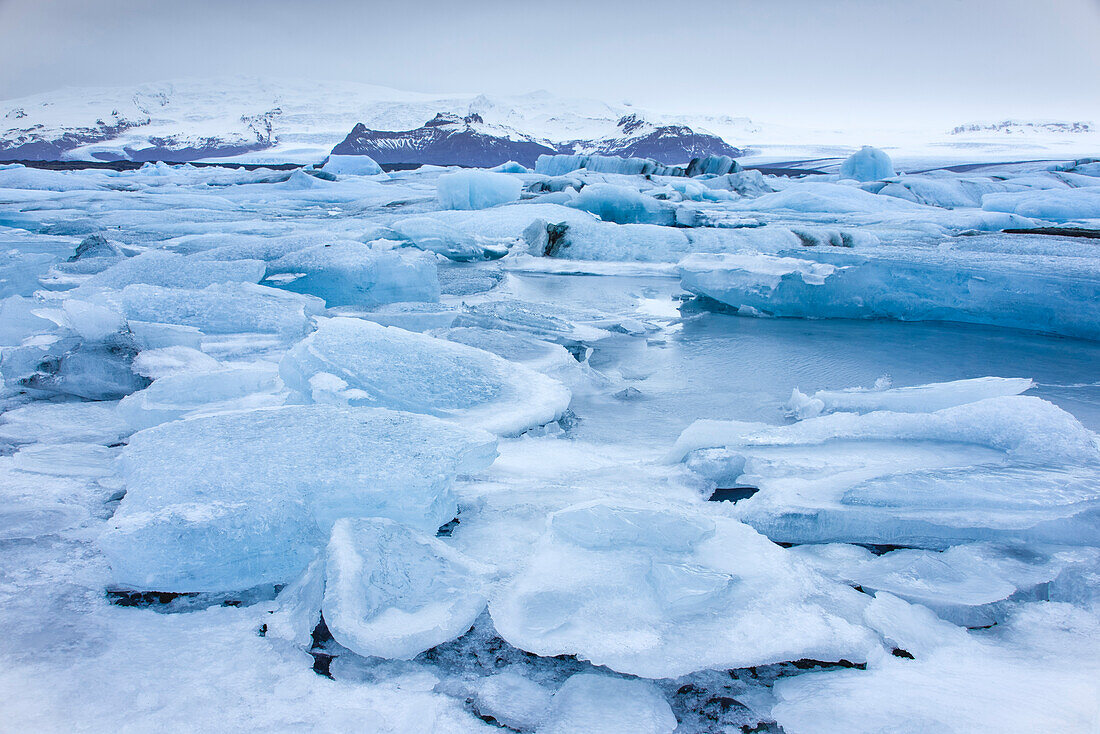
1, 0, 1098, 127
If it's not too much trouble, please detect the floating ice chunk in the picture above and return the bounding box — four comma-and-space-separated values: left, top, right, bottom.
390, 217, 510, 261
79, 252, 265, 290
699, 169, 773, 196
322, 517, 488, 659
99, 405, 498, 592
739, 181, 918, 213
0, 503, 89, 541
0, 296, 56, 346
677, 396, 1097, 464
680, 253, 837, 296
0, 401, 129, 445
786, 377, 1034, 419
3, 331, 150, 401
1, 250, 57, 297
437, 170, 522, 210
266, 241, 439, 307
792, 541, 1072, 627
265, 558, 324, 645
280, 317, 571, 435
568, 184, 676, 226
475, 671, 552, 731
534, 154, 681, 177
837, 543, 1072, 627
117, 363, 284, 430
55, 299, 127, 342
131, 346, 221, 379
126, 320, 204, 350
436, 327, 578, 381
538, 674, 676, 734
674, 396, 1100, 547
103, 283, 325, 336
319, 154, 383, 176
490, 161, 530, 174
491, 501, 873, 678
686, 154, 741, 177
11, 442, 116, 477
839, 146, 895, 182
982, 187, 1100, 221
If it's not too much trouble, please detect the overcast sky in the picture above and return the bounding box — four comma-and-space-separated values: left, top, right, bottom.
1, 0, 1098, 127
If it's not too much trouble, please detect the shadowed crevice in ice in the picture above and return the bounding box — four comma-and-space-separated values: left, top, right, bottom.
106, 583, 282, 614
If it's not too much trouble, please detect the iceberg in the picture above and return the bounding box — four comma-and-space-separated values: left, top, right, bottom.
319, 154, 383, 176
534, 154, 682, 177
567, 184, 676, 226
390, 217, 511, 261
279, 317, 571, 435
322, 517, 488, 660
839, 146, 895, 182
490, 161, 530, 174
490, 501, 874, 678
98, 405, 498, 592
436, 170, 522, 210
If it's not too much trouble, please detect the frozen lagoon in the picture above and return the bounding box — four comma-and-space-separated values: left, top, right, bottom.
1, 155, 1098, 732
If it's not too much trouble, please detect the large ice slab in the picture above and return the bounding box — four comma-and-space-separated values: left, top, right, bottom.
266, 241, 439, 307
790, 541, 1094, 627
98, 405, 498, 592
97, 282, 325, 336
982, 187, 1100, 221
490, 501, 874, 678
534, 154, 682, 177
674, 393, 1100, 548
280, 317, 571, 435
786, 377, 1034, 419
437, 170, 522, 210
78, 251, 265, 291
117, 363, 284, 430
0, 400, 129, 445
567, 183, 676, 226
679, 250, 1100, 340
390, 217, 511, 262
322, 517, 488, 659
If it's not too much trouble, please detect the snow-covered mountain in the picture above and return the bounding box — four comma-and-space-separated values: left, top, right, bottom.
0, 77, 1096, 166
331, 113, 558, 167
330, 111, 742, 168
